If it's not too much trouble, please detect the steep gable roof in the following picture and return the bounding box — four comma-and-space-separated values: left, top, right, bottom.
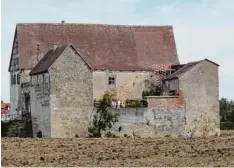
11, 23, 179, 71
29, 44, 93, 76
29, 45, 68, 75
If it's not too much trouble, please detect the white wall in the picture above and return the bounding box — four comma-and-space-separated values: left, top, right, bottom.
9, 71, 20, 112
93, 70, 150, 100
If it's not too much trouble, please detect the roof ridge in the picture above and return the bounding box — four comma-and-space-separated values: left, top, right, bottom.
16, 23, 173, 28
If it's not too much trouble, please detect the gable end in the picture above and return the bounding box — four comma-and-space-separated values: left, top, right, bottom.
8, 27, 19, 72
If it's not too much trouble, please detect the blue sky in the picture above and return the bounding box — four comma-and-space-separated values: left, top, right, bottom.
1, 0, 234, 101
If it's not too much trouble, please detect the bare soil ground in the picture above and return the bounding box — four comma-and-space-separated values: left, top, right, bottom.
2, 135, 234, 167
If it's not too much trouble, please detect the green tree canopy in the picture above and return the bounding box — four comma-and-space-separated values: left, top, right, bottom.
220, 98, 234, 122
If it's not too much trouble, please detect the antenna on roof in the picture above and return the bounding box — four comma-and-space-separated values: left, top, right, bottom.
36, 43, 40, 62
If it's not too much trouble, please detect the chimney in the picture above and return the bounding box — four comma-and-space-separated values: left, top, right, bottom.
61, 20, 65, 24
1, 100, 3, 103
53, 43, 59, 50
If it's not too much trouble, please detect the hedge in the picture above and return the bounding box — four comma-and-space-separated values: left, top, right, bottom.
220, 122, 234, 130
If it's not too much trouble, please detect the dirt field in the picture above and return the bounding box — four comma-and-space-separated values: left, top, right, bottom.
2, 135, 234, 167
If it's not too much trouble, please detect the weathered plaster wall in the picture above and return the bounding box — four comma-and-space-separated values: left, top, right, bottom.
49, 47, 93, 138
10, 71, 20, 112
9, 34, 20, 112
93, 71, 150, 100
92, 96, 186, 138
179, 60, 220, 136
104, 106, 185, 138
30, 73, 51, 137
21, 70, 31, 84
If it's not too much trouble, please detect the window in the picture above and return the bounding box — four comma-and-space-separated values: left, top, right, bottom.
11, 75, 14, 85
17, 74, 20, 84
108, 76, 116, 85
13, 75, 16, 85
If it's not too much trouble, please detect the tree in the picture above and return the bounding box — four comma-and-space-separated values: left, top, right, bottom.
88, 91, 119, 137
220, 98, 234, 122
227, 100, 234, 122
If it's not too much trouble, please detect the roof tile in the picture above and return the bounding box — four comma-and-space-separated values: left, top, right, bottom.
16, 23, 179, 70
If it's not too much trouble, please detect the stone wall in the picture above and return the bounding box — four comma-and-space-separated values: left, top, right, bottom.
49, 46, 93, 138
102, 106, 185, 138
179, 60, 220, 136
93, 71, 150, 100
1, 120, 32, 137
147, 94, 184, 109
91, 95, 186, 138
30, 73, 51, 137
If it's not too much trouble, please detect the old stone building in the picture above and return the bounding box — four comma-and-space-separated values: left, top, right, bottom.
29, 43, 219, 138
8, 23, 178, 114
164, 59, 220, 136
8, 22, 220, 138
29, 44, 93, 137
97, 59, 220, 138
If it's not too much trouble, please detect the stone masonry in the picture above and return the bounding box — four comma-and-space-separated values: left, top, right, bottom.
49, 47, 93, 138
179, 60, 220, 136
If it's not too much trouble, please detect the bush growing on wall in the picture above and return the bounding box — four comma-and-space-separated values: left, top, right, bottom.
88, 91, 119, 137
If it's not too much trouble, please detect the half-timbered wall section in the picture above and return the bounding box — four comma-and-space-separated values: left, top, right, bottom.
10, 33, 19, 72
9, 33, 21, 112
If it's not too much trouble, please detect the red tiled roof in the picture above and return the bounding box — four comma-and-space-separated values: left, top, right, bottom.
14, 23, 179, 71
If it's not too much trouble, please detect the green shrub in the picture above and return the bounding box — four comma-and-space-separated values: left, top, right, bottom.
125, 99, 148, 108
220, 122, 234, 130
142, 90, 150, 99
88, 91, 119, 137
140, 100, 148, 107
